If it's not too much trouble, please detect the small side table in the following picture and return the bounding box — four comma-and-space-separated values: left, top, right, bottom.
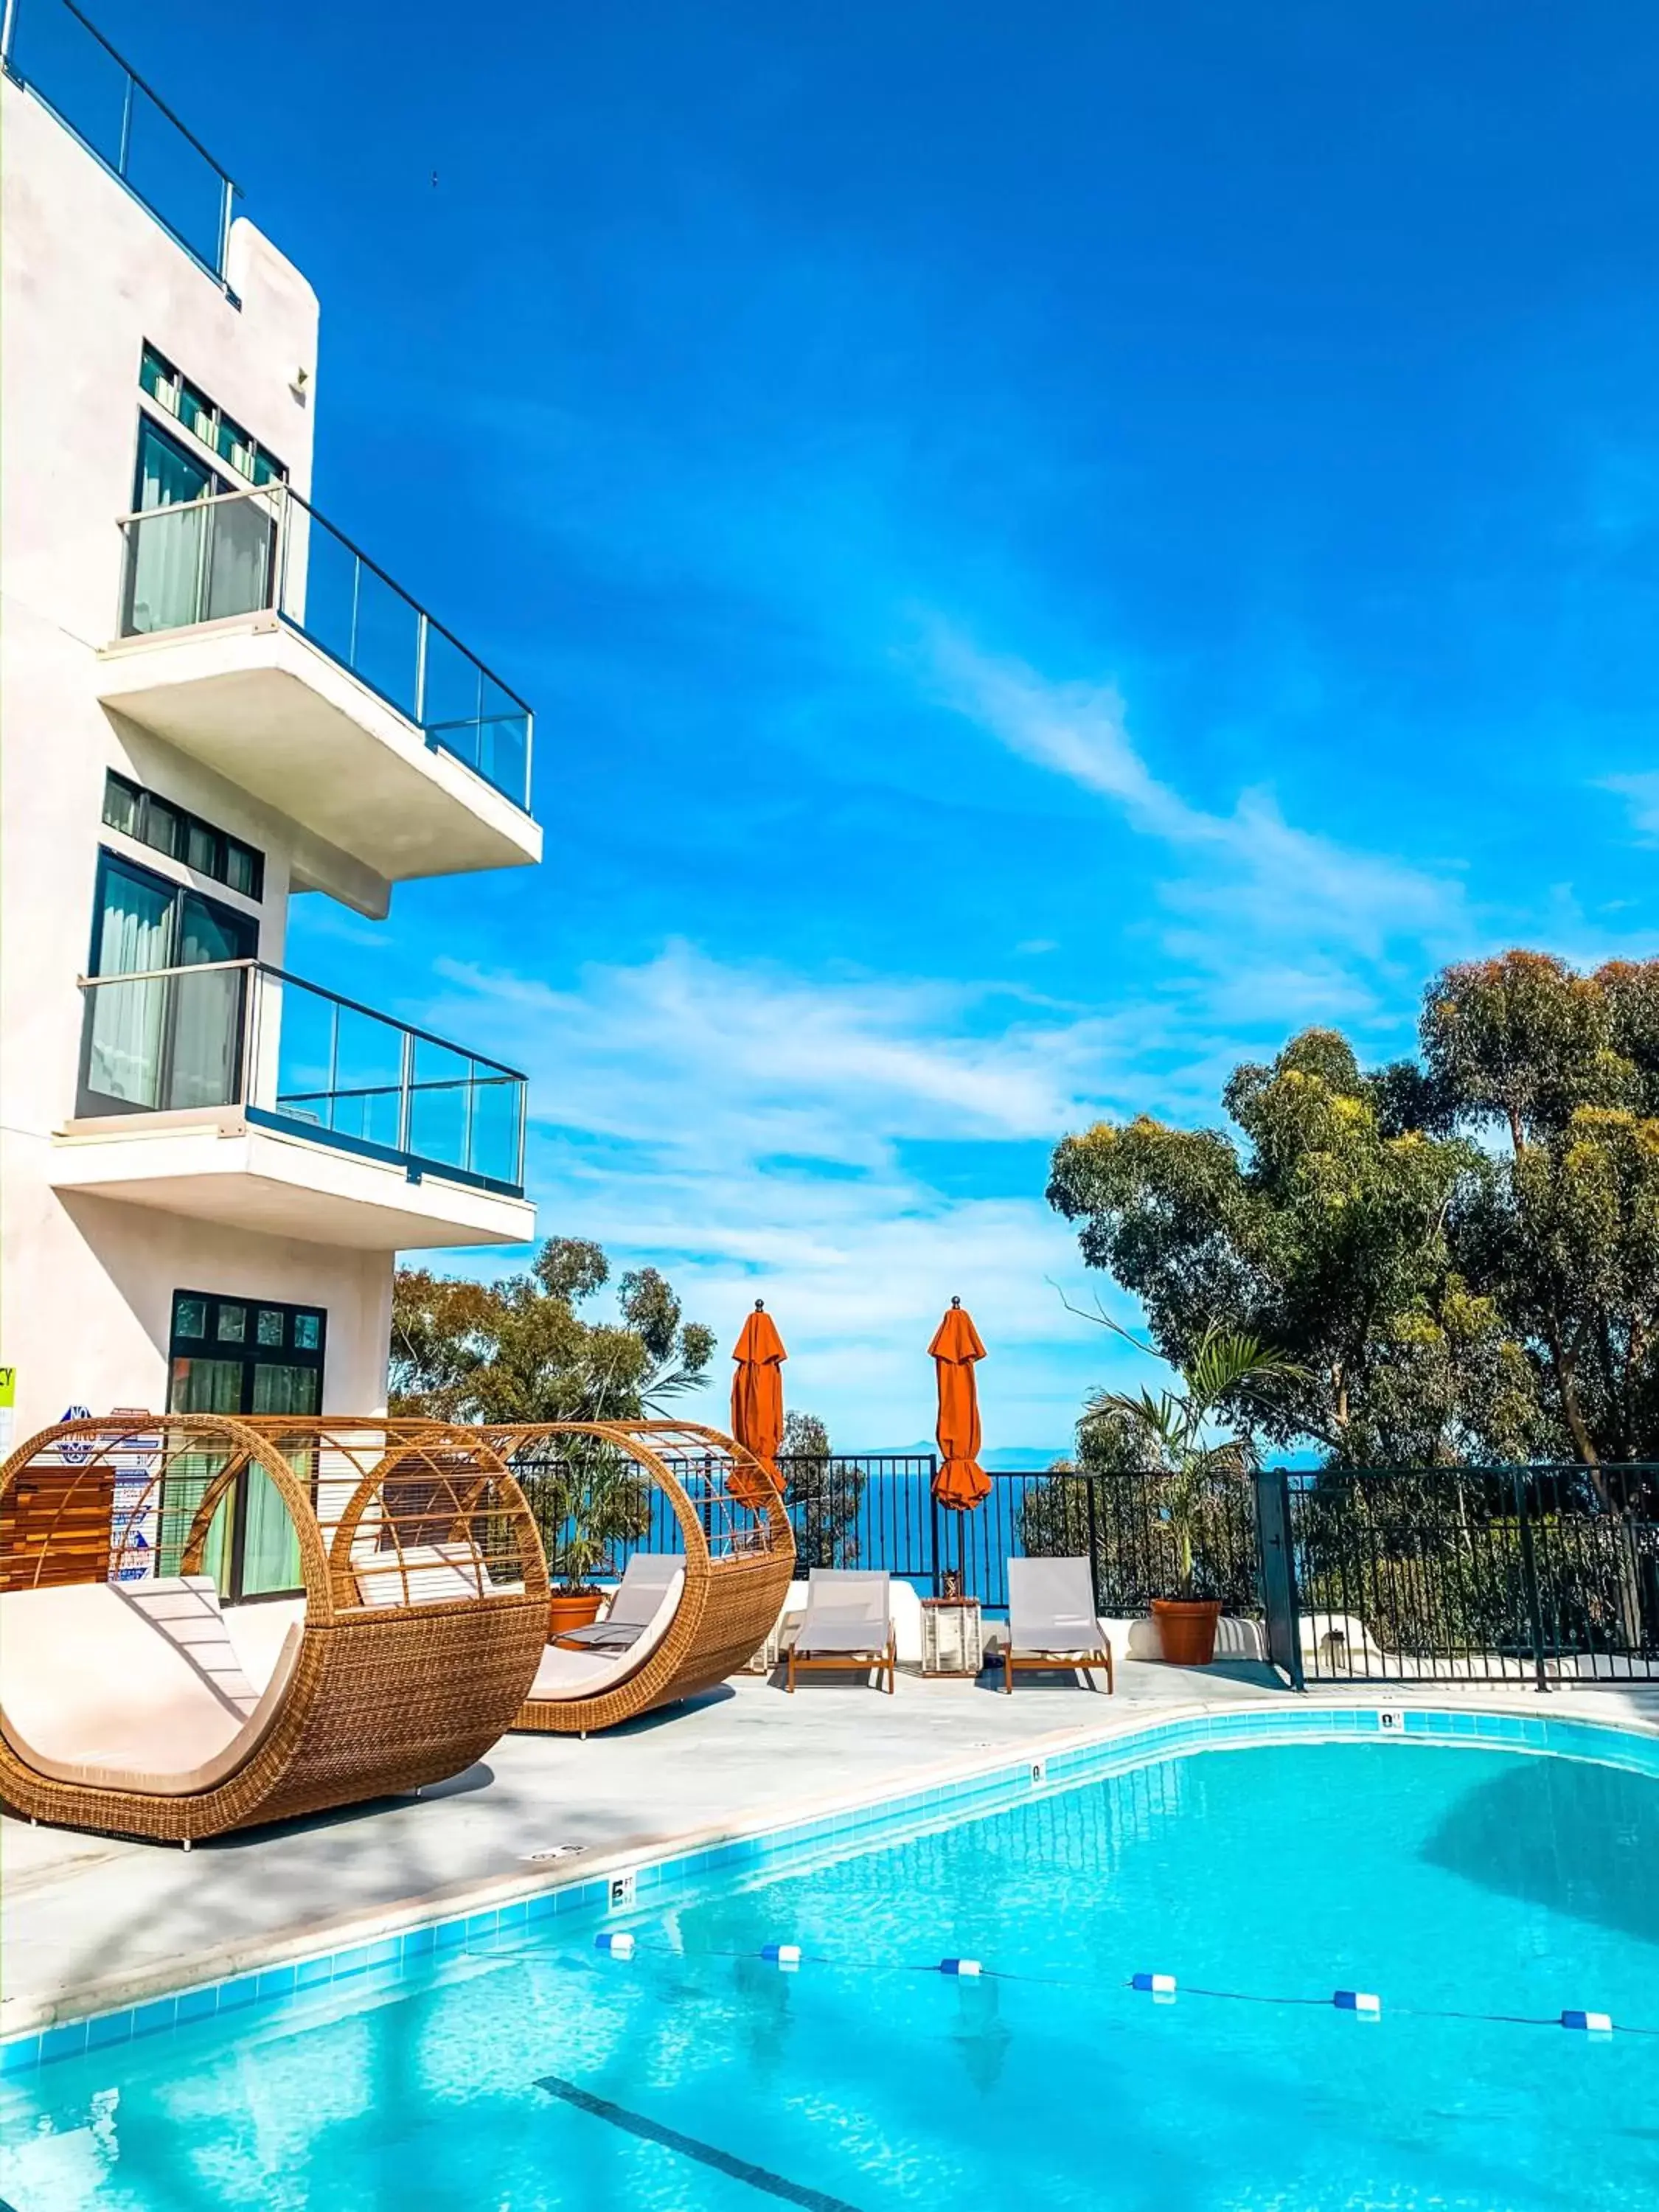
921, 1596, 984, 1677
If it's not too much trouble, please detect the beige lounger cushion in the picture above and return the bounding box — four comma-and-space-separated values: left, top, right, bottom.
529, 1570, 685, 1701
352, 1541, 522, 1607
0, 1576, 303, 1797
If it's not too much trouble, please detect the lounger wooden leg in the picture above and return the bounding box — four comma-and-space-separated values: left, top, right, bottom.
1106, 1641, 1115, 1694
1004, 1646, 1012, 1694
787, 1647, 796, 1693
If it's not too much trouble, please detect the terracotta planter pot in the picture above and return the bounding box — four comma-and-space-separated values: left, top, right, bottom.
547, 1590, 604, 1640
1150, 1598, 1223, 1666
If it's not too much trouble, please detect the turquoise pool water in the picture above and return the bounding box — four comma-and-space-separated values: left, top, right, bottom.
3, 1734, 1657, 2211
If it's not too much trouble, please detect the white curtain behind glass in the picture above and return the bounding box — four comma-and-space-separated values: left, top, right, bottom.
168, 895, 254, 1110
86, 862, 173, 1106
127, 422, 212, 634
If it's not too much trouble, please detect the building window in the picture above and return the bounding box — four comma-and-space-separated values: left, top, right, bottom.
78, 850, 258, 1117
167, 1290, 326, 1601
139, 342, 287, 488
103, 771, 265, 902
124, 416, 277, 636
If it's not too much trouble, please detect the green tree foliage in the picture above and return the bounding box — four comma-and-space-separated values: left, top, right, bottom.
1048, 1029, 1540, 1463
1079, 1322, 1301, 1596
390, 1239, 717, 1590
390, 1237, 715, 1425
1048, 951, 1659, 1469
1423, 953, 1659, 1467
778, 1409, 866, 1568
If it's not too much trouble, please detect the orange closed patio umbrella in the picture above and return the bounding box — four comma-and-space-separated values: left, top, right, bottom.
728, 1301, 787, 1508
930, 1298, 990, 1510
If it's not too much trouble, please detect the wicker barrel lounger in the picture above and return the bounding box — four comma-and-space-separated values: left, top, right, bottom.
485, 1420, 796, 1735
0, 1414, 548, 1844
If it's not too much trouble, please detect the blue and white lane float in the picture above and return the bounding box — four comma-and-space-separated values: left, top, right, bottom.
588, 1933, 1623, 2037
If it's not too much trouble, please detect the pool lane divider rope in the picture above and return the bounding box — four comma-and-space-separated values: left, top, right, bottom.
582, 1932, 1652, 2039
536, 2073, 866, 2212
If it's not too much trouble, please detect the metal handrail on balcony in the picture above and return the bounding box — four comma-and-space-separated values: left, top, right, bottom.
1, 0, 237, 285
116, 480, 536, 813
74, 959, 528, 1197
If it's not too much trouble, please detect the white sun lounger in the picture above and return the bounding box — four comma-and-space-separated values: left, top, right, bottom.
786, 1568, 896, 1694
1002, 1557, 1113, 1694
0, 1576, 305, 1796
552, 1553, 687, 1652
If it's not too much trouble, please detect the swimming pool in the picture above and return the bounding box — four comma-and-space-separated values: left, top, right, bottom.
3, 1718, 1657, 2211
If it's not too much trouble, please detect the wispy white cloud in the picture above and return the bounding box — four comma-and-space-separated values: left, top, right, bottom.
930, 633, 1467, 966
410, 616, 1480, 1439
434, 939, 1129, 1169
422, 942, 1147, 1445
1603, 772, 1659, 844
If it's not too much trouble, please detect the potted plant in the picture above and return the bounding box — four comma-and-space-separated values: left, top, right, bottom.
1080, 1321, 1298, 1666
538, 1448, 652, 1639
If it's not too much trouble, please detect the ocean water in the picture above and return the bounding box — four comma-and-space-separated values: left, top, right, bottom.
4, 1738, 1657, 2211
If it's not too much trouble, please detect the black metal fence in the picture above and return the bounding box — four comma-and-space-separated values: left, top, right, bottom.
1284, 1464, 1659, 1688
776, 1456, 1259, 1617
511, 1445, 1659, 1691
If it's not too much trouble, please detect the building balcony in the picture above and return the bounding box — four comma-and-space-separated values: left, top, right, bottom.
49, 961, 534, 1251
95, 484, 541, 909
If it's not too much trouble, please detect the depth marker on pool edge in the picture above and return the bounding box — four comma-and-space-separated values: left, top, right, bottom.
536, 2074, 867, 2212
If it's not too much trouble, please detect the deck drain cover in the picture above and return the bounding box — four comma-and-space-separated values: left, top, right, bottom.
524, 1844, 585, 1861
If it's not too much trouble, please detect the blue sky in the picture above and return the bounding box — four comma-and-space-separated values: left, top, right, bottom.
97, 0, 1659, 1449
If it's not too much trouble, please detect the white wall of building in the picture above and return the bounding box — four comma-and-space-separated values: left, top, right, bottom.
0, 79, 390, 1436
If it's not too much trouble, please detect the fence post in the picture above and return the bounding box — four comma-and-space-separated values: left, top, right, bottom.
1512, 1469, 1550, 1694
928, 1458, 942, 1597
1085, 1475, 1100, 1613
1253, 1469, 1304, 1691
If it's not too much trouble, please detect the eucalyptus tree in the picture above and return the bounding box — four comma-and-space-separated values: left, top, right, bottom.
1048, 1028, 1540, 1463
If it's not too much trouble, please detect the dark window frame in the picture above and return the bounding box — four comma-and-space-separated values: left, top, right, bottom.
139, 341, 288, 488
166, 1289, 327, 1604
79, 849, 260, 1119
86, 846, 257, 977
131, 407, 228, 513
103, 770, 265, 903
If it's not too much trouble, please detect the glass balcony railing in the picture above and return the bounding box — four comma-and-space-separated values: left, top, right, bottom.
116, 483, 535, 813
76, 961, 527, 1197
2, 0, 237, 283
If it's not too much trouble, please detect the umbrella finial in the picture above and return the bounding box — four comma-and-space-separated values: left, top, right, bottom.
755, 1297, 765, 1310
951, 1295, 961, 1308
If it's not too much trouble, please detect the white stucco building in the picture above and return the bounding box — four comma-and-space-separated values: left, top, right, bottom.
0, 0, 540, 1450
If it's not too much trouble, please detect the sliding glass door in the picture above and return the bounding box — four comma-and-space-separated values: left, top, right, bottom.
167, 1292, 327, 1601
125, 417, 215, 634
82, 857, 174, 1110
123, 416, 276, 635
80, 852, 257, 1119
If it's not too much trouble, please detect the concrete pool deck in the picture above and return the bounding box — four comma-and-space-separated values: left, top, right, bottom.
5, 1658, 1658, 2038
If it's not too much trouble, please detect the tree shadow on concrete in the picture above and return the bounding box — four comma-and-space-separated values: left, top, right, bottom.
594, 1683, 737, 1736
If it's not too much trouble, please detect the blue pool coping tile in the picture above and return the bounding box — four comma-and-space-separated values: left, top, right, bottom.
36, 2020, 87, 2066
5, 1697, 1656, 2077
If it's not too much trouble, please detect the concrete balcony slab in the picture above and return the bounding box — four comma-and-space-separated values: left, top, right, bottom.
49, 1111, 535, 1252
97, 616, 541, 904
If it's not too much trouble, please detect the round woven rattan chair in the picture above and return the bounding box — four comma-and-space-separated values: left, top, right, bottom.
484, 1421, 796, 1734
0, 1413, 548, 1843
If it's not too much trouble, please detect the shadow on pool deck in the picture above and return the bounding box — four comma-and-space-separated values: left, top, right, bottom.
6, 1663, 1654, 2031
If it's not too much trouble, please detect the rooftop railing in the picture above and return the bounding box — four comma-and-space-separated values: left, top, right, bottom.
117, 482, 535, 813
1, 0, 237, 285
76, 959, 527, 1197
